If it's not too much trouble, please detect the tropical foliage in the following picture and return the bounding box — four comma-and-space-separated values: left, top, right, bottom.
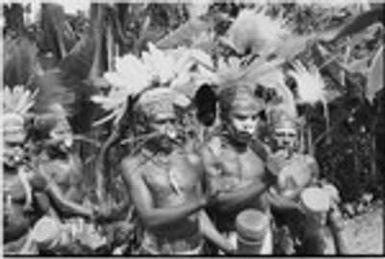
2, 2, 384, 251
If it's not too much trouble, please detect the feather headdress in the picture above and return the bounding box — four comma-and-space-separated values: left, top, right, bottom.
223, 8, 291, 55
288, 61, 327, 106
2, 85, 38, 143
91, 43, 216, 125
2, 85, 38, 115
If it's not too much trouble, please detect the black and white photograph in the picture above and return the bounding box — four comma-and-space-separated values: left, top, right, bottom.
1, 0, 384, 256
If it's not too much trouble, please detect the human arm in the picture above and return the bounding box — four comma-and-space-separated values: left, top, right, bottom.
199, 210, 235, 254
200, 146, 275, 212
40, 173, 93, 219
266, 187, 304, 213
64, 155, 85, 203
121, 158, 207, 229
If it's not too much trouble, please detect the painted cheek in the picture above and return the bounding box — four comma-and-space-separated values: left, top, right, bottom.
165, 125, 177, 139
64, 137, 74, 148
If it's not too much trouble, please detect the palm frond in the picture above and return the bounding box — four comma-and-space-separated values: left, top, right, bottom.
32, 69, 75, 115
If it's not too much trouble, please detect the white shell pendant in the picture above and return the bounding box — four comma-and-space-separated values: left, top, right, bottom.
168, 168, 182, 195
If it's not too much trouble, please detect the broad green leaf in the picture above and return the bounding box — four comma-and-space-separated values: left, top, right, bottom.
156, 18, 213, 49
4, 36, 39, 87
331, 7, 384, 42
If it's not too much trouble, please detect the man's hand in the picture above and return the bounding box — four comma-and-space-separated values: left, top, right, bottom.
92, 203, 112, 223
200, 183, 221, 207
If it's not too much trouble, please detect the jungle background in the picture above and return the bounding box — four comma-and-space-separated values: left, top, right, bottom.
2, 1, 384, 254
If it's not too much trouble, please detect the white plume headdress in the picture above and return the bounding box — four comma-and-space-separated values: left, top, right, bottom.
91, 43, 216, 126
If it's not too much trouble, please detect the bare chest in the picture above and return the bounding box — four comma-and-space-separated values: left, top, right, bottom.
142, 155, 200, 202
218, 147, 265, 181
40, 157, 80, 190
3, 173, 26, 202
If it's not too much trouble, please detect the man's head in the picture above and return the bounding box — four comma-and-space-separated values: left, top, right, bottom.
271, 112, 299, 153
219, 85, 264, 144
33, 113, 74, 153
136, 88, 190, 152
3, 113, 27, 167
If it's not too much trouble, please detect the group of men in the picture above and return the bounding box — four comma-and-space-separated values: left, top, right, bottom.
3, 80, 347, 255
121, 83, 347, 255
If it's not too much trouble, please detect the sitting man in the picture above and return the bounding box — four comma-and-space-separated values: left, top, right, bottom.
267, 110, 347, 255
121, 87, 232, 255
2, 91, 100, 255
26, 106, 108, 254
200, 85, 278, 254
3, 111, 45, 254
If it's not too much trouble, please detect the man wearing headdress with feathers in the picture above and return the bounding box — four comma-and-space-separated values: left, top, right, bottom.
92, 44, 233, 255
2, 85, 109, 254
2, 86, 101, 254
2, 85, 43, 254
120, 87, 234, 255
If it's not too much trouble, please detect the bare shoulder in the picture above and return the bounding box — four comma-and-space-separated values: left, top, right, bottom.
186, 151, 202, 168
120, 154, 145, 181
199, 136, 222, 160
303, 154, 319, 168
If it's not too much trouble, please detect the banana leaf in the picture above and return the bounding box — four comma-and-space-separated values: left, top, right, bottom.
4, 36, 39, 87
328, 6, 384, 42
40, 4, 68, 60
156, 17, 213, 49
366, 46, 384, 103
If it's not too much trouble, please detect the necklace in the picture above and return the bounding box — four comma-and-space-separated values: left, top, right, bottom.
142, 149, 182, 196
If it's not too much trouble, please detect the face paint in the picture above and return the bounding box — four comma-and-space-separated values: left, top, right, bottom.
3, 114, 27, 167
228, 107, 260, 143
224, 87, 263, 144
273, 117, 299, 154
148, 112, 178, 151
49, 118, 74, 151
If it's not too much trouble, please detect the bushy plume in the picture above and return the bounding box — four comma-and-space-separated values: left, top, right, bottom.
288, 61, 326, 105
2, 85, 38, 115
224, 8, 291, 55
91, 43, 215, 125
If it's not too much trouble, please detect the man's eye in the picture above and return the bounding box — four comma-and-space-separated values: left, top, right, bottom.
235, 115, 247, 120
251, 115, 259, 121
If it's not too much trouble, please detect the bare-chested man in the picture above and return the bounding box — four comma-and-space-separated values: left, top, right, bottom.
31, 111, 85, 206
267, 110, 347, 255
200, 85, 278, 254
27, 109, 108, 254
121, 87, 232, 255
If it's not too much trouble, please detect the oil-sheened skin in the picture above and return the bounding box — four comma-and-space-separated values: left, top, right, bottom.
200, 93, 274, 233
121, 107, 232, 254
270, 118, 347, 255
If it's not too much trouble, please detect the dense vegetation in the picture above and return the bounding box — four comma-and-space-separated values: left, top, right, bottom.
3, 2, 384, 217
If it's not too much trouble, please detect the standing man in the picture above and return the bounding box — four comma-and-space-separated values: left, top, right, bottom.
200, 85, 278, 254
121, 87, 232, 255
